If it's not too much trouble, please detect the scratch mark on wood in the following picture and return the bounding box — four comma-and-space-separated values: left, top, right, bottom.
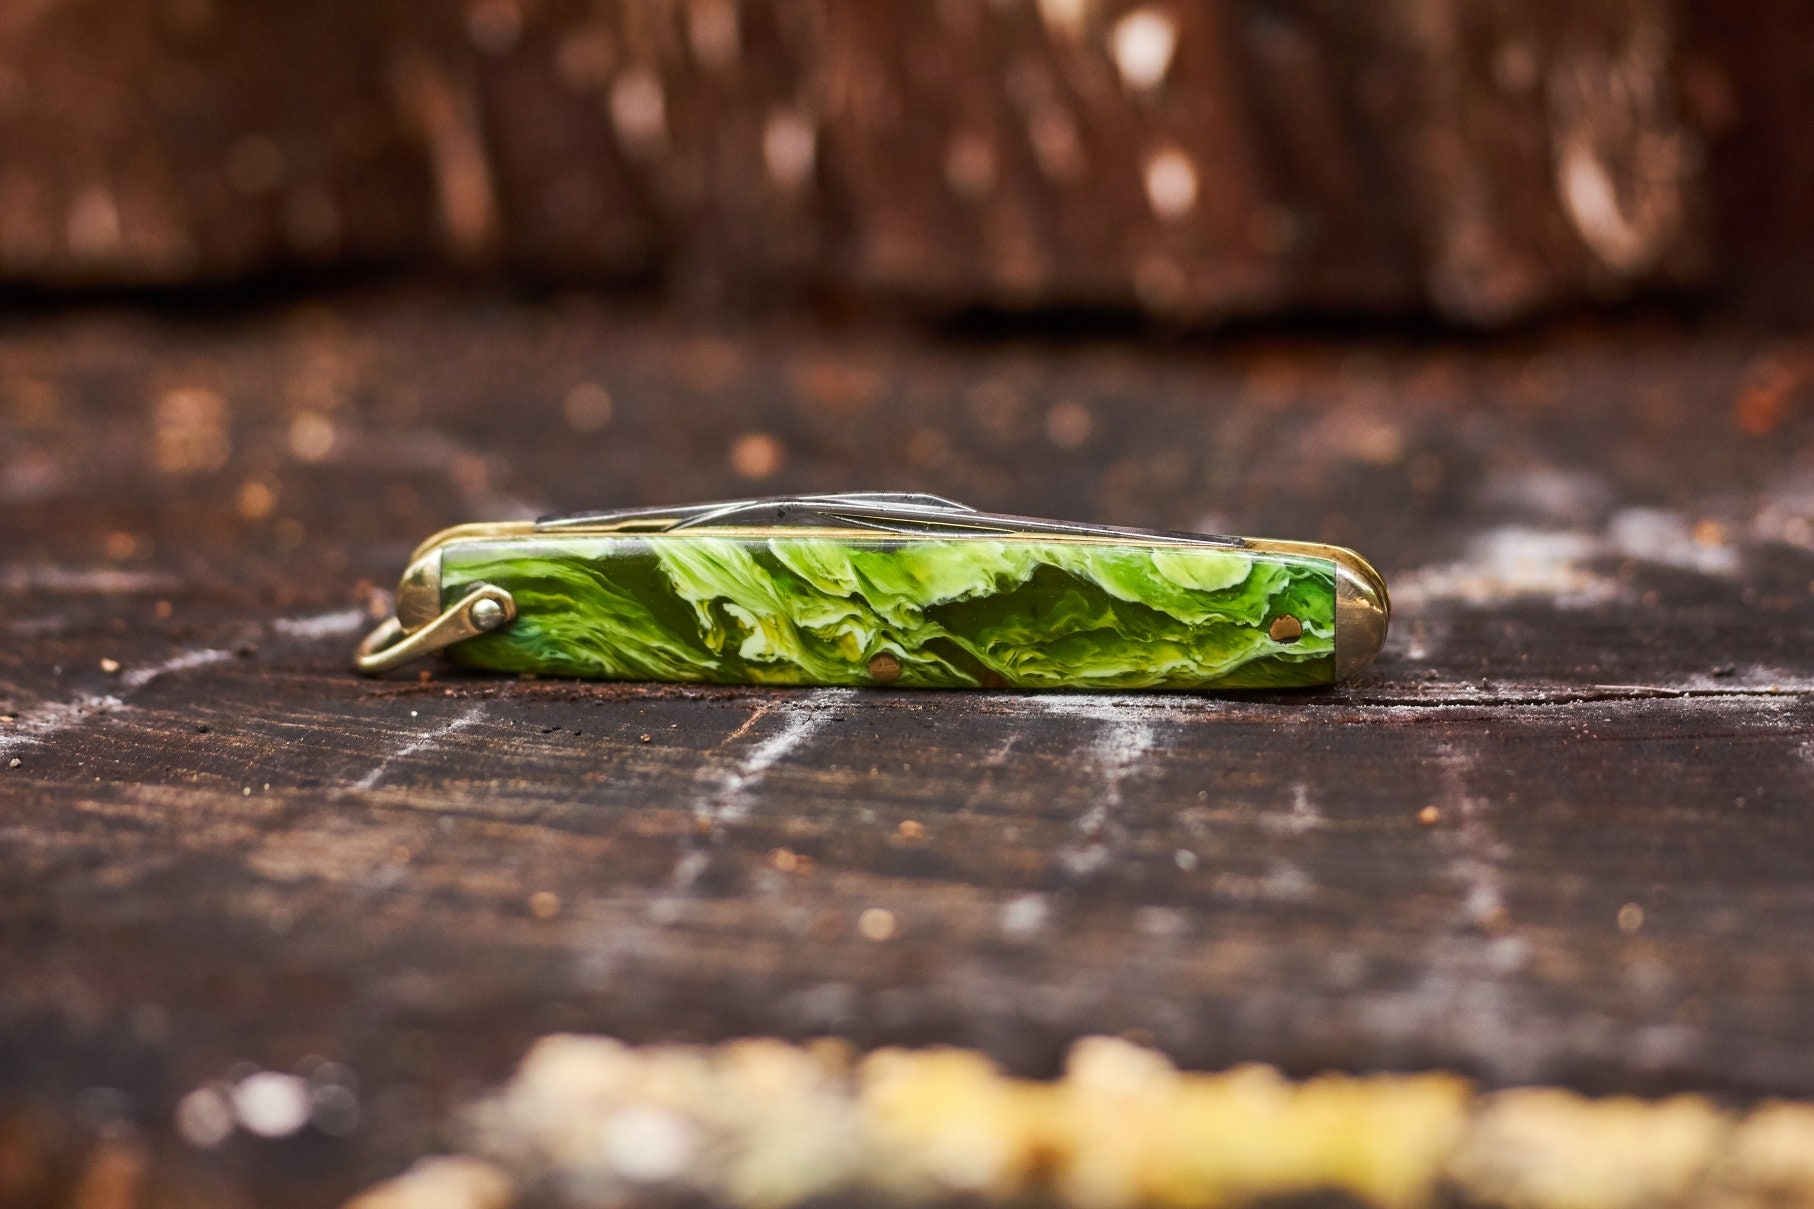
0, 648, 231, 754
1034, 696, 1158, 873
1020, 694, 1224, 718
693, 689, 853, 823
1436, 751, 1514, 938
0, 693, 125, 755
354, 704, 488, 790
1, 564, 181, 593
1259, 783, 1323, 836
5, 616, 71, 635
1348, 752, 1552, 1082
1032, 696, 1161, 812
1593, 668, 1814, 695
717, 701, 778, 746
122, 648, 232, 689
667, 850, 711, 898
270, 608, 368, 641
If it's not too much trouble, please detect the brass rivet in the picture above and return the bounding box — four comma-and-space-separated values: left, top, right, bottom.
469, 597, 506, 630
1268, 615, 1302, 643
867, 652, 902, 683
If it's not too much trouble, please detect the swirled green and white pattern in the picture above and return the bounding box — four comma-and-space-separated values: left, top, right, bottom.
439, 535, 1337, 689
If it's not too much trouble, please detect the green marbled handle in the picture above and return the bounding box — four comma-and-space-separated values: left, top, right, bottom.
435, 533, 1342, 690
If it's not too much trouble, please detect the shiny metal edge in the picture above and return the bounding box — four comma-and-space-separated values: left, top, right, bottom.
405, 514, 1240, 566
536, 492, 974, 532
1331, 548, 1390, 681
408, 521, 536, 564
394, 546, 444, 632
537, 494, 1242, 547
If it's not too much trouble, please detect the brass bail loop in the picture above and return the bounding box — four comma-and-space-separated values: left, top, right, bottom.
354, 582, 516, 675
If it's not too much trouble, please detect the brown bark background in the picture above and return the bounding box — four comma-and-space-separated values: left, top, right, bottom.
0, 0, 1797, 323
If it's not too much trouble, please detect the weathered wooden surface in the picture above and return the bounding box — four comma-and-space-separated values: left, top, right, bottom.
1683, 0, 1814, 309
2, 289, 1814, 1205
0, 0, 1727, 321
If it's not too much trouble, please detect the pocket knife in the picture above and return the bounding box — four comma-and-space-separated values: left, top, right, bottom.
355, 493, 1388, 689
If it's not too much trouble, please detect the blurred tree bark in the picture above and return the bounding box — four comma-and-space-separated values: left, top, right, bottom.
0, 0, 1779, 324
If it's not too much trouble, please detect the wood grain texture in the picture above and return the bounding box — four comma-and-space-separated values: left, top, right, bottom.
0, 0, 1721, 322
2, 289, 1814, 1205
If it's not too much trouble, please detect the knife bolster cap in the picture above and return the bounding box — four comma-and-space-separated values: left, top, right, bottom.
1332, 549, 1389, 682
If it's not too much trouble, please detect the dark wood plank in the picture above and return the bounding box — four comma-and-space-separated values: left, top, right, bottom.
2, 288, 1813, 1205
0, 0, 1732, 322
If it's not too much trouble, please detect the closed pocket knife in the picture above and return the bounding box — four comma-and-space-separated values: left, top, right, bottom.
355, 493, 1388, 689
